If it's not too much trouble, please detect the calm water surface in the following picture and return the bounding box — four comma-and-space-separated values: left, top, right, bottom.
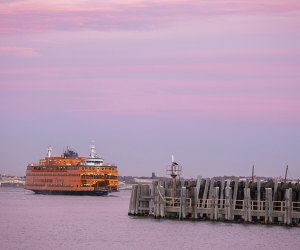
0, 187, 299, 250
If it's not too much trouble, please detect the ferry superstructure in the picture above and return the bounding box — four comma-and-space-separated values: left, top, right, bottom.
25, 145, 118, 195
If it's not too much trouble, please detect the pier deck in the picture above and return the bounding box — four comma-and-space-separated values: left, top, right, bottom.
128, 178, 300, 226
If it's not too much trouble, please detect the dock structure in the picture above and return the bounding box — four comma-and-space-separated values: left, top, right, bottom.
128, 177, 300, 226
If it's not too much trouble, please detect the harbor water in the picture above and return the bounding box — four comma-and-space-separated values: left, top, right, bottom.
0, 187, 299, 250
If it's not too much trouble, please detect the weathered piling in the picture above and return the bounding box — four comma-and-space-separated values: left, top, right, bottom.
179, 186, 187, 219
128, 178, 300, 226
244, 188, 251, 222
284, 188, 292, 225
225, 185, 232, 220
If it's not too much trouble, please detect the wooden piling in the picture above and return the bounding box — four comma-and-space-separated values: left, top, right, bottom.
179, 186, 187, 219
135, 184, 141, 215
159, 185, 165, 218
273, 179, 278, 201
220, 178, 225, 209
284, 188, 292, 225
128, 184, 137, 215
193, 176, 202, 219
201, 178, 210, 218
244, 188, 251, 222
225, 186, 232, 221
233, 178, 239, 210
213, 187, 219, 220
257, 179, 261, 221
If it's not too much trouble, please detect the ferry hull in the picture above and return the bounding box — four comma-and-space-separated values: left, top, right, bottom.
32, 189, 109, 196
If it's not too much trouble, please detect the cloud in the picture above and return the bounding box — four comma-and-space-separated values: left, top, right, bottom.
0, 46, 39, 57
0, 0, 300, 34
0, 60, 299, 78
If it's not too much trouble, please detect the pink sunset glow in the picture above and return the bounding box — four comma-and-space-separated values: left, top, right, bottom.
1, 1, 300, 34
0, 46, 39, 57
0, 0, 299, 178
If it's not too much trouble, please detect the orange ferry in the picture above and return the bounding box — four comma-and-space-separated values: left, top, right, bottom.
25, 145, 118, 196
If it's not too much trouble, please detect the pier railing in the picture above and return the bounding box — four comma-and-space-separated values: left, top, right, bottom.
128, 178, 300, 226
165, 197, 192, 208
196, 199, 300, 212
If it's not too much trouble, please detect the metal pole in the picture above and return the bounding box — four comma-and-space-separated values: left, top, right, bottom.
284, 165, 288, 183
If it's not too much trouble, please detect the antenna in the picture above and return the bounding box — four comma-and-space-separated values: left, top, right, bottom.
252, 165, 254, 183
90, 143, 97, 158
46, 146, 52, 158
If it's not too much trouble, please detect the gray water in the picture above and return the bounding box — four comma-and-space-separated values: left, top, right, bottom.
0, 187, 299, 250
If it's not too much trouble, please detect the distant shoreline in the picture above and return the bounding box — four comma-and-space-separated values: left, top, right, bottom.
0, 183, 24, 188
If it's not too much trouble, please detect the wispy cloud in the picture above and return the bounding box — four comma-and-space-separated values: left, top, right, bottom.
0, 46, 39, 57
1, 76, 299, 122
0, 0, 300, 34
0, 60, 299, 78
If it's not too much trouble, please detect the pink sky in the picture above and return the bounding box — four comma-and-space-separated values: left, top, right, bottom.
0, 0, 299, 178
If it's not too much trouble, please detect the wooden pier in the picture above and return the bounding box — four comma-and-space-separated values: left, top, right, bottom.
128, 177, 300, 226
